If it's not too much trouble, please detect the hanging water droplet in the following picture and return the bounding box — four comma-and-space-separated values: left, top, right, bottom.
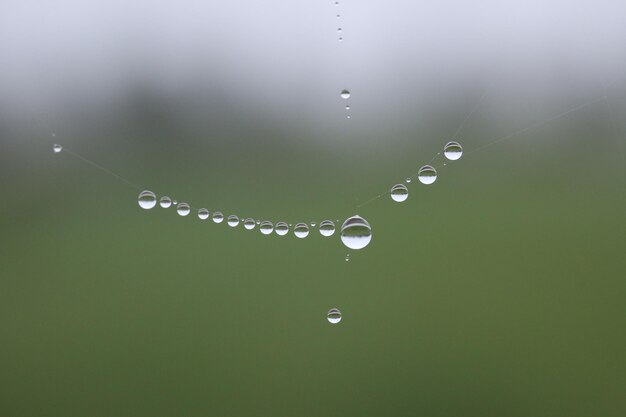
53, 144, 62, 154
406, 177, 412, 183
294, 223, 310, 238
176, 202, 191, 216
443, 141, 463, 160
198, 208, 210, 220
259, 221, 274, 235
275, 222, 289, 236
327, 308, 342, 324
244, 218, 256, 230
227, 215, 240, 227
390, 184, 409, 202
158, 196, 171, 208
340, 215, 372, 250
340, 89, 350, 99
417, 165, 437, 185
319, 220, 336, 237
212, 212, 224, 223
137, 190, 157, 209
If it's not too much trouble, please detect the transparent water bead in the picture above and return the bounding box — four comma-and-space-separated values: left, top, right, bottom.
159, 196, 172, 208
53, 144, 62, 154
294, 223, 310, 238
227, 215, 240, 227
259, 221, 274, 235
417, 165, 437, 185
327, 308, 342, 324
340, 89, 350, 99
198, 208, 210, 220
444, 141, 463, 160
137, 190, 157, 210
340, 215, 372, 250
212, 212, 224, 224
275, 222, 289, 236
175, 202, 190, 216
244, 218, 256, 230
319, 220, 336, 237
390, 184, 409, 202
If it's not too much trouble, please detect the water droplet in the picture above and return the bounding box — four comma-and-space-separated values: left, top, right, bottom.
275, 222, 289, 236
418, 165, 437, 185
294, 223, 310, 238
198, 208, 210, 220
212, 212, 224, 223
340, 89, 350, 99
444, 141, 463, 160
259, 221, 274, 235
406, 177, 412, 183
137, 190, 157, 209
227, 215, 240, 227
244, 218, 256, 230
159, 196, 172, 208
53, 144, 62, 154
319, 220, 336, 237
340, 215, 372, 250
176, 202, 191, 216
390, 184, 409, 202
327, 308, 342, 324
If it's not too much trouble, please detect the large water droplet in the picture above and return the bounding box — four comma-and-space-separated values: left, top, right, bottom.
198, 208, 210, 220
53, 144, 62, 154
177, 202, 191, 216
390, 184, 409, 202
227, 215, 240, 227
340, 89, 350, 99
444, 141, 463, 160
244, 218, 256, 230
319, 220, 336, 237
327, 308, 342, 324
159, 196, 172, 208
340, 215, 372, 250
275, 222, 289, 236
417, 165, 437, 185
212, 212, 224, 223
294, 223, 309, 238
138, 190, 157, 209
259, 221, 274, 235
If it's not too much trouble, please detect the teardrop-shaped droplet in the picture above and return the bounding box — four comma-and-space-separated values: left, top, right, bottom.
198, 208, 210, 220
138, 190, 157, 209
212, 212, 224, 223
340, 215, 372, 250
340, 89, 350, 99
53, 144, 62, 154
259, 221, 274, 235
159, 196, 172, 208
244, 218, 256, 230
227, 215, 240, 227
319, 220, 336, 237
327, 308, 342, 324
417, 165, 437, 185
444, 141, 463, 161
390, 184, 409, 202
294, 223, 309, 238
176, 202, 191, 216
275, 222, 289, 236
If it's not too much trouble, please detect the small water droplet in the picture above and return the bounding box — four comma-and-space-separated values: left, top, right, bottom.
417, 165, 437, 185
212, 212, 224, 223
327, 308, 342, 324
390, 184, 409, 202
444, 141, 463, 160
275, 222, 289, 236
405, 177, 412, 183
340, 89, 350, 99
244, 218, 256, 230
176, 202, 191, 216
294, 223, 310, 238
159, 196, 172, 208
259, 221, 274, 235
198, 208, 210, 220
319, 220, 336, 237
340, 215, 372, 250
53, 144, 62, 154
137, 190, 157, 209
227, 215, 240, 227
